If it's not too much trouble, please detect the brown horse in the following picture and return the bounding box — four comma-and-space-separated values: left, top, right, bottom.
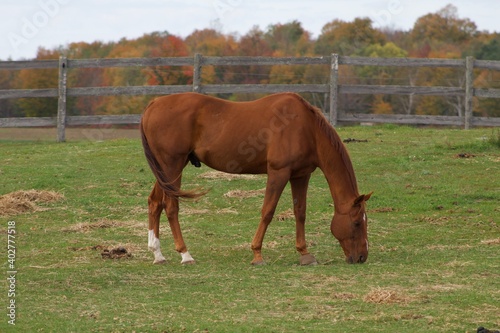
140, 92, 372, 265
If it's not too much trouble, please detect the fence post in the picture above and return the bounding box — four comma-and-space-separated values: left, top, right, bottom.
464, 56, 474, 130
329, 54, 339, 126
193, 53, 202, 93
57, 56, 68, 142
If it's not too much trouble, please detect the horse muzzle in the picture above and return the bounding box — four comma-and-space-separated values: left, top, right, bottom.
346, 254, 367, 264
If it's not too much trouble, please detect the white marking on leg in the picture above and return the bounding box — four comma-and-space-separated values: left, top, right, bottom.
366, 239, 369, 251
147, 229, 155, 249
148, 229, 166, 264
180, 251, 195, 264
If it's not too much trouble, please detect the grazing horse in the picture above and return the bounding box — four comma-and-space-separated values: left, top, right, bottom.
140, 92, 372, 265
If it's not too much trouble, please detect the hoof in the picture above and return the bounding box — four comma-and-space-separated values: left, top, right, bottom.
182, 259, 195, 265
180, 251, 195, 264
153, 259, 167, 265
300, 253, 318, 266
251, 260, 266, 266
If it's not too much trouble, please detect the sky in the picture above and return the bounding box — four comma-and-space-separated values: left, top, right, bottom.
0, 0, 498, 60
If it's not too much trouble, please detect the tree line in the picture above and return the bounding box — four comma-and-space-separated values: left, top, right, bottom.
1, 4, 499, 118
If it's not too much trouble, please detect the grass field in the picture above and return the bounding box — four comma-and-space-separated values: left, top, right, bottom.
1, 125, 499, 332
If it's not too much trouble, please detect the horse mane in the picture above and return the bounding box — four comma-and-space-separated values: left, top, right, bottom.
289, 93, 359, 195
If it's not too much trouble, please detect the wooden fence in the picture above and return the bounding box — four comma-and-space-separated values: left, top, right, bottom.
1, 54, 499, 142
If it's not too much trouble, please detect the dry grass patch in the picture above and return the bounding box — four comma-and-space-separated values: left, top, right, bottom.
275, 208, 295, 221
182, 207, 239, 215
370, 207, 395, 213
481, 238, 500, 245
363, 287, 414, 304
198, 171, 261, 181
332, 292, 357, 300
63, 219, 119, 233
224, 189, 265, 199
217, 208, 239, 214
182, 207, 210, 215
427, 284, 468, 292
63, 219, 146, 238
426, 244, 473, 251
0, 189, 64, 216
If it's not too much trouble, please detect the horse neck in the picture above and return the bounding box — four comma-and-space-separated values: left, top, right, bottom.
316, 129, 359, 213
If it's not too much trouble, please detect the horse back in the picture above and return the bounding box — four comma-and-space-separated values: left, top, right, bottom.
142, 92, 320, 174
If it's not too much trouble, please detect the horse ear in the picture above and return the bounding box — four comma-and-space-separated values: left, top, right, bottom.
353, 192, 373, 206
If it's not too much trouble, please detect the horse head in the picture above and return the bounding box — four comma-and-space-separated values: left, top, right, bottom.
330, 192, 372, 264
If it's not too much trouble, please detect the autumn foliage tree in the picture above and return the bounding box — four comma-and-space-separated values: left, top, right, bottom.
411, 4, 477, 45
315, 18, 386, 56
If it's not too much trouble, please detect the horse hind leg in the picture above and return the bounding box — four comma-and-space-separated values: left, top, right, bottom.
164, 194, 195, 264
160, 157, 195, 264
148, 155, 195, 264
148, 182, 167, 264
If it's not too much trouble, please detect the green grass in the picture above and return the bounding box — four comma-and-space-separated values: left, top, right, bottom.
1, 125, 499, 332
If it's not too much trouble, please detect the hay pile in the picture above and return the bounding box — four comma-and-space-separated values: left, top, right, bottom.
363, 287, 413, 304
0, 190, 63, 216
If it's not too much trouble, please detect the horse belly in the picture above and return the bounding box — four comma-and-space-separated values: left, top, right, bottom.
195, 141, 268, 174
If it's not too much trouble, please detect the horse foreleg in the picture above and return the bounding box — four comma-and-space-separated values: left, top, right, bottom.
290, 175, 317, 266
148, 182, 167, 264
250, 170, 289, 265
164, 194, 195, 264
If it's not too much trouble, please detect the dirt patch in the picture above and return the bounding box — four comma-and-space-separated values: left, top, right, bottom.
455, 153, 476, 158
0, 189, 64, 216
363, 287, 414, 304
101, 246, 132, 259
71, 244, 107, 251
70, 244, 132, 259
224, 188, 265, 199
343, 138, 368, 143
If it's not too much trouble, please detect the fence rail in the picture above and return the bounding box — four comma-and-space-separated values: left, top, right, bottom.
1, 54, 499, 142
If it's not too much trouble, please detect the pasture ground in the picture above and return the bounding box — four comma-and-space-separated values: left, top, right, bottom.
0, 125, 499, 332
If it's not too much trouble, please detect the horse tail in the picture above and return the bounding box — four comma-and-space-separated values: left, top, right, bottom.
140, 117, 206, 200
